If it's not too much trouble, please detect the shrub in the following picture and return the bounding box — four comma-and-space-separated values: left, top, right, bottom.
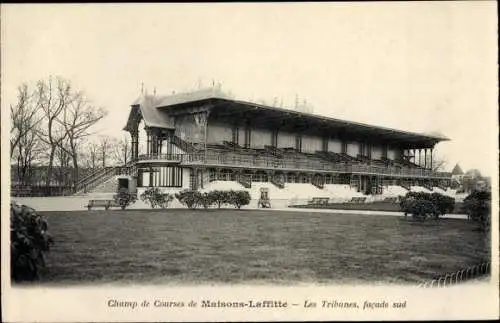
140, 187, 174, 209
411, 199, 439, 220
11, 202, 54, 282
208, 190, 229, 209
400, 191, 454, 219
175, 190, 202, 209
227, 190, 251, 209
199, 192, 213, 209
430, 193, 455, 215
462, 190, 491, 231
116, 187, 134, 210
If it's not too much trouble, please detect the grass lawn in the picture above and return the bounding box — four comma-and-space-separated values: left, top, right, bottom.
34, 209, 488, 285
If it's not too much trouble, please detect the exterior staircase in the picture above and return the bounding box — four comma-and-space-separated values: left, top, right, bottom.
270, 177, 285, 189
399, 182, 411, 191
171, 135, 198, 153
237, 175, 252, 189
73, 162, 136, 195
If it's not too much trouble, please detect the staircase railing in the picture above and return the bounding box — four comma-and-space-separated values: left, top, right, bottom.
237, 175, 252, 189
270, 177, 285, 189
423, 183, 434, 191
74, 167, 116, 194
400, 182, 411, 191
171, 135, 197, 153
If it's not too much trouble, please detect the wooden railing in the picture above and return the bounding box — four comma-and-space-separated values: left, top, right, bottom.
270, 176, 285, 189
136, 152, 451, 179
171, 135, 198, 153
138, 153, 183, 162
238, 175, 252, 189
74, 167, 116, 194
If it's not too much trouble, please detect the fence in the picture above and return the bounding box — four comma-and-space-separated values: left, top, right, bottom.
417, 262, 490, 288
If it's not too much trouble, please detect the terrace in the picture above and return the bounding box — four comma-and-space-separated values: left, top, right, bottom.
137, 148, 451, 179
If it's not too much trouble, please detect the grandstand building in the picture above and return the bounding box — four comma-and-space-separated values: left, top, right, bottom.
123, 87, 452, 198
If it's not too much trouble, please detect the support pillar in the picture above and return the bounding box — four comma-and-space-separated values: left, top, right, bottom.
149, 167, 153, 187
130, 129, 139, 162
146, 128, 151, 155
167, 131, 173, 156
158, 133, 163, 155
424, 149, 428, 169
430, 148, 433, 170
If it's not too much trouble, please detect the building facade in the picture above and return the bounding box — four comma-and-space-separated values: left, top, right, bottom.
124, 88, 452, 195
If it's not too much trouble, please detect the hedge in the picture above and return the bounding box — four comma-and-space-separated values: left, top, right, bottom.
175, 189, 251, 209
400, 191, 455, 220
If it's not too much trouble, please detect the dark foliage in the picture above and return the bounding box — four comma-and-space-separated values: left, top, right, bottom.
400, 191, 455, 220
175, 190, 202, 209
140, 187, 173, 209
116, 187, 135, 209
175, 189, 251, 210
208, 190, 230, 209
462, 190, 491, 231
11, 202, 54, 282
227, 190, 251, 209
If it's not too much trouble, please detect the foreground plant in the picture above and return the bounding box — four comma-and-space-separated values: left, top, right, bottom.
140, 187, 174, 209
11, 202, 54, 282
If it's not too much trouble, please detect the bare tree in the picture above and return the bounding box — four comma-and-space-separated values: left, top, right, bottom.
10, 84, 42, 156
57, 90, 107, 183
35, 77, 73, 187
112, 135, 131, 166
54, 141, 72, 187
425, 151, 448, 172
99, 135, 112, 168
14, 120, 43, 186
10, 84, 45, 186
84, 141, 100, 170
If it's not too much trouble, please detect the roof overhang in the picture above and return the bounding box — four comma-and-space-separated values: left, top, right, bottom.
156, 97, 450, 148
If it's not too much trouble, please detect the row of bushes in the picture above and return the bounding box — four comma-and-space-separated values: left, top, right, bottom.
140, 188, 251, 210
399, 192, 455, 220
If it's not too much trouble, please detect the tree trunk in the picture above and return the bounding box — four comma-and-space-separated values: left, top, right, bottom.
46, 147, 56, 187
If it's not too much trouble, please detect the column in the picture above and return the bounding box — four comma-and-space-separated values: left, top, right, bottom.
158, 133, 163, 155
430, 148, 433, 170
146, 128, 151, 155
130, 129, 139, 162
167, 131, 173, 156
424, 149, 428, 169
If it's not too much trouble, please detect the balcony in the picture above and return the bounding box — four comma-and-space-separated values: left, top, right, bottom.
136, 152, 451, 179
137, 153, 183, 163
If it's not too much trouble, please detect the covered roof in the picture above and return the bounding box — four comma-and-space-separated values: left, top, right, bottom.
124, 94, 175, 131
153, 90, 449, 147
125, 88, 450, 147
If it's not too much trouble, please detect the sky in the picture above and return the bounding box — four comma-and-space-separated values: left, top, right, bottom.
2, 2, 498, 176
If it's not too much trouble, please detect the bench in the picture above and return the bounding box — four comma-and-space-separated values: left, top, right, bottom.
349, 197, 367, 204
308, 197, 330, 205
383, 197, 399, 203
86, 199, 120, 210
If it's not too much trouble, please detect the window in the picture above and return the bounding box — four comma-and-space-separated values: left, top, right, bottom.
141, 166, 183, 187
